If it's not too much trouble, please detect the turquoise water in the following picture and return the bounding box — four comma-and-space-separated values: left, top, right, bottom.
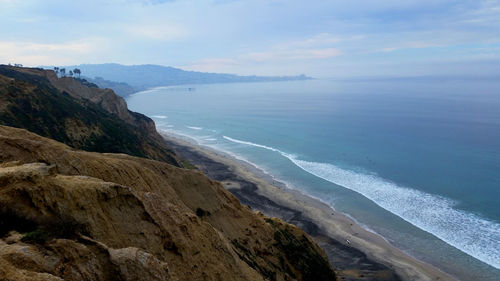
127, 79, 500, 280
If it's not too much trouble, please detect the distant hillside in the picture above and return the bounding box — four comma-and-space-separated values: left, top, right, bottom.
48, 63, 311, 94
0, 65, 179, 165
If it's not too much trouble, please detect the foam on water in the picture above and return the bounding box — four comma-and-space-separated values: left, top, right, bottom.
152, 115, 168, 119
223, 136, 285, 153
187, 126, 203, 130
159, 129, 201, 145
223, 135, 500, 269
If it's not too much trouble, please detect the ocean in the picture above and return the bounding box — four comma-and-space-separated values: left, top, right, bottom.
127, 78, 500, 280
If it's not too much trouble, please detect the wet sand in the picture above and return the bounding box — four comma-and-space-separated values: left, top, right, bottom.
161, 132, 457, 281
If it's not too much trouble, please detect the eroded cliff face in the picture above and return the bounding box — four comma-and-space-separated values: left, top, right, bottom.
0, 66, 179, 166
0, 125, 336, 281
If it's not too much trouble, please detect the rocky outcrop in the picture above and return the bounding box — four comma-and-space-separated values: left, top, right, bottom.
0, 125, 336, 281
47, 73, 134, 124
0, 65, 179, 166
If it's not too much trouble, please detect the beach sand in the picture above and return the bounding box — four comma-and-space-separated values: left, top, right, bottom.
161, 132, 458, 281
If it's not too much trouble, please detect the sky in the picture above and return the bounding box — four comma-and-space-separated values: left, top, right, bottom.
0, 0, 499, 77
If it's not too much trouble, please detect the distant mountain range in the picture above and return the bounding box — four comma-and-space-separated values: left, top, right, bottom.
43, 63, 311, 97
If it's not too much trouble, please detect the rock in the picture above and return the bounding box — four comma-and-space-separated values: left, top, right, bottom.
0, 125, 336, 281
109, 247, 170, 281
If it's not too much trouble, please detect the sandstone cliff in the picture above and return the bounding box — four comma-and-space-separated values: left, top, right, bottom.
0, 65, 179, 166
0, 125, 336, 281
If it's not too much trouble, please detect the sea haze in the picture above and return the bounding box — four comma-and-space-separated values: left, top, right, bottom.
127, 78, 500, 280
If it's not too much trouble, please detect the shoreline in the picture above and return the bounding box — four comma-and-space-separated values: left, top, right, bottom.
160, 132, 458, 281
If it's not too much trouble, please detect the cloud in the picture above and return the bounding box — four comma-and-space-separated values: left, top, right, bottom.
242, 33, 344, 61
0, 39, 103, 66
1, 0, 499, 77
0, 0, 20, 4
183, 33, 343, 74
457, 0, 500, 26
286, 33, 342, 47
184, 58, 240, 73
125, 23, 188, 40
138, 0, 175, 4
243, 48, 342, 61
379, 41, 444, 52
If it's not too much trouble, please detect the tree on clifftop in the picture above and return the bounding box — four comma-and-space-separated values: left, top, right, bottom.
73, 68, 81, 78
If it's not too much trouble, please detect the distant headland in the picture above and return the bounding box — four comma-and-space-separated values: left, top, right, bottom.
42, 63, 311, 97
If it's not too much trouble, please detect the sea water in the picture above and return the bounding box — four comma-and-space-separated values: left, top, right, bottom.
127, 78, 500, 280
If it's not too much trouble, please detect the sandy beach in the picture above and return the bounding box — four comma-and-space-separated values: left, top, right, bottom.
160, 132, 458, 281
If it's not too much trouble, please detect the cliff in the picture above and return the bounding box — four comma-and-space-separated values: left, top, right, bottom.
0, 65, 179, 165
0, 125, 335, 281
0, 66, 335, 281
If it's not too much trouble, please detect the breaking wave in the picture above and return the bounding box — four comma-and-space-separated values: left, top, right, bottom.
187, 126, 203, 130
222, 135, 500, 269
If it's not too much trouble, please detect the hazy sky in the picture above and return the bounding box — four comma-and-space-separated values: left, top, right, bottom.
1, 0, 499, 77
